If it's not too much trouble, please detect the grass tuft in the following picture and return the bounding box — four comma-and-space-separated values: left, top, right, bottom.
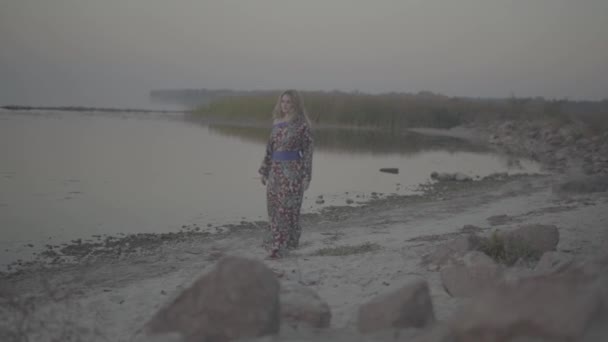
477, 231, 541, 266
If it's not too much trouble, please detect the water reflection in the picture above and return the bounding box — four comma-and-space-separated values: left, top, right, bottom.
0, 110, 542, 268
205, 123, 490, 155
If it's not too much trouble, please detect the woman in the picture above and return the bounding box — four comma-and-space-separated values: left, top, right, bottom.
259, 90, 313, 259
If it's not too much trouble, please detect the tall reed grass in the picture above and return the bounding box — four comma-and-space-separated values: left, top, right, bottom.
194, 91, 608, 132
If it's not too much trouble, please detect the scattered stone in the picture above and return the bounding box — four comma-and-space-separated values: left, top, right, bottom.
357, 280, 435, 333
483, 172, 508, 181
346, 199, 354, 204
145, 256, 280, 342
440, 251, 503, 297
280, 283, 331, 329
430, 172, 472, 182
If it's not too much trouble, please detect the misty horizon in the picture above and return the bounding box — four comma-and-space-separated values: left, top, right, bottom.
1, 0, 607, 107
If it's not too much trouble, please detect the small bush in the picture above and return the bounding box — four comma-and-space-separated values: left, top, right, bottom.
478, 231, 539, 266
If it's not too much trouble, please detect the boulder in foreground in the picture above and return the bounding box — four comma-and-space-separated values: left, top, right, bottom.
448, 272, 608, 341
357, 280, 435, 333
280, 282, 331, 329
145, 256, 280, 342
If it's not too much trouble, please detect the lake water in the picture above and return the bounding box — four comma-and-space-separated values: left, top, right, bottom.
0, 109, 541, 266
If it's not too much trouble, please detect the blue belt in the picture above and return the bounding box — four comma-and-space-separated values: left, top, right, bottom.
272, 150, 302, 160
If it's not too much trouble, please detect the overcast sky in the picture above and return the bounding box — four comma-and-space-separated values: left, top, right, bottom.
1, 0, 607, 106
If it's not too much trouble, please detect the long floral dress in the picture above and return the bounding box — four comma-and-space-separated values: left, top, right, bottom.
258, 117, 313, 257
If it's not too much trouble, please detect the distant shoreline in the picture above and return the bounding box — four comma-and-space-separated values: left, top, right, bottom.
1, 105, 190, 114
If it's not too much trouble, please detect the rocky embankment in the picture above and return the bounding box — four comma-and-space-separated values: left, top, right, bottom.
479, 120, 608, 175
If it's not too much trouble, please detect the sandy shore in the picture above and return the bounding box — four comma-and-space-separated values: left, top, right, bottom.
2, 122, 608, 341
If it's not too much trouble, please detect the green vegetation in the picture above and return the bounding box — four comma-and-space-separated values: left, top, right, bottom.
205, 123, 487, 155
311, 242, 381, 257
194, 90, 608, 131
197, 95, 278, 122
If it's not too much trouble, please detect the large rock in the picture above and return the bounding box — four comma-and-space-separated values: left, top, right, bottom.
280, 283, 331, 329
440, 251, 503, 297
357, 280, 435, 333
145, 256, 280, 342
448, 273, 608, 341
502, 224, 559, 257
421, 234, 483, 270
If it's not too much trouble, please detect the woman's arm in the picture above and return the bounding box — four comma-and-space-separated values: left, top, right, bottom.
301, 124, 313, 188
258, 134, 273, 182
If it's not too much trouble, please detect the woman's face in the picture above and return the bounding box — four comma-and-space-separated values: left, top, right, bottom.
280, 94, 294, 115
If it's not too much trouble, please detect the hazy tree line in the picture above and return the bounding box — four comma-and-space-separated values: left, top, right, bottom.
172, 89, 608, 132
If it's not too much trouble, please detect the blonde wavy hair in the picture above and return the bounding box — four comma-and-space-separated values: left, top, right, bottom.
272, 90, 311, 125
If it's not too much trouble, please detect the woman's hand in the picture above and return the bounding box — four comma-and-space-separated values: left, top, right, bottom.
261, 176, 267, 186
